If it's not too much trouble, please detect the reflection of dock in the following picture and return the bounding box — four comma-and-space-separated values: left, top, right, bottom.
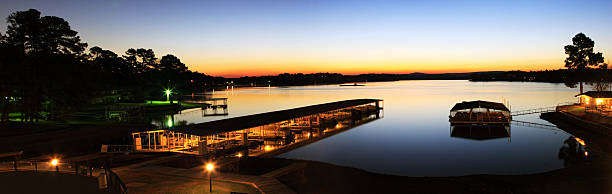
450, 124, 511, 141
183, 98, 229, 116
114, 99, 383, 157
511, 120, 557, 130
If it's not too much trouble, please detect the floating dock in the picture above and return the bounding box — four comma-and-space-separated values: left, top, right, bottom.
449, 100, 511, 125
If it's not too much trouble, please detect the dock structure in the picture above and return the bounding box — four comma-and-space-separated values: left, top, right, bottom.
510, 106, 557, 116
123, 99, 383, 156
449, 100, 511, 125
184, 97, 229, 116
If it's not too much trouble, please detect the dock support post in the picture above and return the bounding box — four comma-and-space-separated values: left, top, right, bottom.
242, 132, 248, 146
198, 139, 208, 155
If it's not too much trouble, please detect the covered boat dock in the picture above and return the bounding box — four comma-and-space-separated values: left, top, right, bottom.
449, 100, 511, 124
126, 99, 383, 157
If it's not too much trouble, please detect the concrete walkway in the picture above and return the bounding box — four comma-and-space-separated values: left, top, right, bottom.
261, 163, 307, 178
133, 165, 296, 194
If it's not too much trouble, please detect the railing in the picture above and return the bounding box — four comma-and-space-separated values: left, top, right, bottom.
107, 169, 128, 194
103, 144, 199, 155
103, 145, 134, 153
511, 107, 557, 116
510, 102, 577, 116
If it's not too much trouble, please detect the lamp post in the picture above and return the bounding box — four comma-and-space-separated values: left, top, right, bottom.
236, 153, 243, 173
206, 163, 214, 192
51, 159, 59, 173
165, 89, 171, 102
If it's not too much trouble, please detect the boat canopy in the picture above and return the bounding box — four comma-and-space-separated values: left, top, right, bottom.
450, 100, 509, 112
167, 99, 382, 136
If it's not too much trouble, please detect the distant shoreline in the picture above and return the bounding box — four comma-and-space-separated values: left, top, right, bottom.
226, 69, 612, 88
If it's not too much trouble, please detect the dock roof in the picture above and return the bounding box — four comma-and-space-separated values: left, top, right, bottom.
450, 100, 509, 111
576, 91, 612, 98
168, 99, 382, 136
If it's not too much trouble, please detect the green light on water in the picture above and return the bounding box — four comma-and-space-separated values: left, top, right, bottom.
165, 89, 171, 95
167, 116, 173, 127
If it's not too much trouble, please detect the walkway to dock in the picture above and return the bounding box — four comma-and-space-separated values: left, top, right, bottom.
511, 106, 556, 116
122, 164, 296, 194
510, 102, 576, 116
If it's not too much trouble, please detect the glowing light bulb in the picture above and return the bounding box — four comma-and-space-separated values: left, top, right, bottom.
206, 163, 214, 171
51, 159, 58, 166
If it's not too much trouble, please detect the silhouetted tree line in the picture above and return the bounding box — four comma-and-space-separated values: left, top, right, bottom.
232, 72, 481, 86
469, 69, 612, 83
0, 9, 216, 123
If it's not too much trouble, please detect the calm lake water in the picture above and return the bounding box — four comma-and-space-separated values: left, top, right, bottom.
163, 80, 585, 176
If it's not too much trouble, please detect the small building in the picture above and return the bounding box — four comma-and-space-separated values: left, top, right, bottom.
576, 91, 612, 108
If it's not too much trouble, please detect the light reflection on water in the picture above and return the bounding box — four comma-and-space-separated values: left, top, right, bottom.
162, 80, 586, 176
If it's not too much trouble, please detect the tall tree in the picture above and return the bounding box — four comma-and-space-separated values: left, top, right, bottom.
123, 48, 157, 73
564, 33, 607, 93
159, 54, 187, 72
2, 9, 88, 122
5, 9, 86, 55
89, 46, 128, 74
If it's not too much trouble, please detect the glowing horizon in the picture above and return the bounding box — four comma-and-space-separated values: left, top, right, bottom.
2, 0, 611, 77
191, 57, 566, 77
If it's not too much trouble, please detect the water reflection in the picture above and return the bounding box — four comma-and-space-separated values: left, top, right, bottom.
558, 136, 590, 167
130, 80, 582, 176
450, 125, 511, 141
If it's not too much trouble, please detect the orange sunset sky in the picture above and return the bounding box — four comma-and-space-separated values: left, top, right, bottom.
3, 0, 611, 77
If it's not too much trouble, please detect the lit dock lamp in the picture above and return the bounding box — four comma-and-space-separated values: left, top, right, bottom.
51, 158, 59, 173
205, 163, 215, 192
236, 153, 243, 173
165, 89, 172, 102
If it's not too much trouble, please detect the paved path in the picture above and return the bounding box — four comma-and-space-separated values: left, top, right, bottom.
134, 165, 296, 194
261, 163, 307, 178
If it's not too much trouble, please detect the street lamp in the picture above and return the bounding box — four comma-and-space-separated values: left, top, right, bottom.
236, 153, 243, 173
205, 163, 214, 193
51, 158, 59, 173
165, 89, 172, 102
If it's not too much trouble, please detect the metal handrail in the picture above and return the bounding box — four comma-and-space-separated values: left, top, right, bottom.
511, 107, 556, 116
108, 169, 128, 194
510, 102, 577, 116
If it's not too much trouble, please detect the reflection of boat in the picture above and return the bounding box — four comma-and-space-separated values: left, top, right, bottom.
340, 83, 365, 86
449, 100, 511, 124
450, 125, 510, 141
